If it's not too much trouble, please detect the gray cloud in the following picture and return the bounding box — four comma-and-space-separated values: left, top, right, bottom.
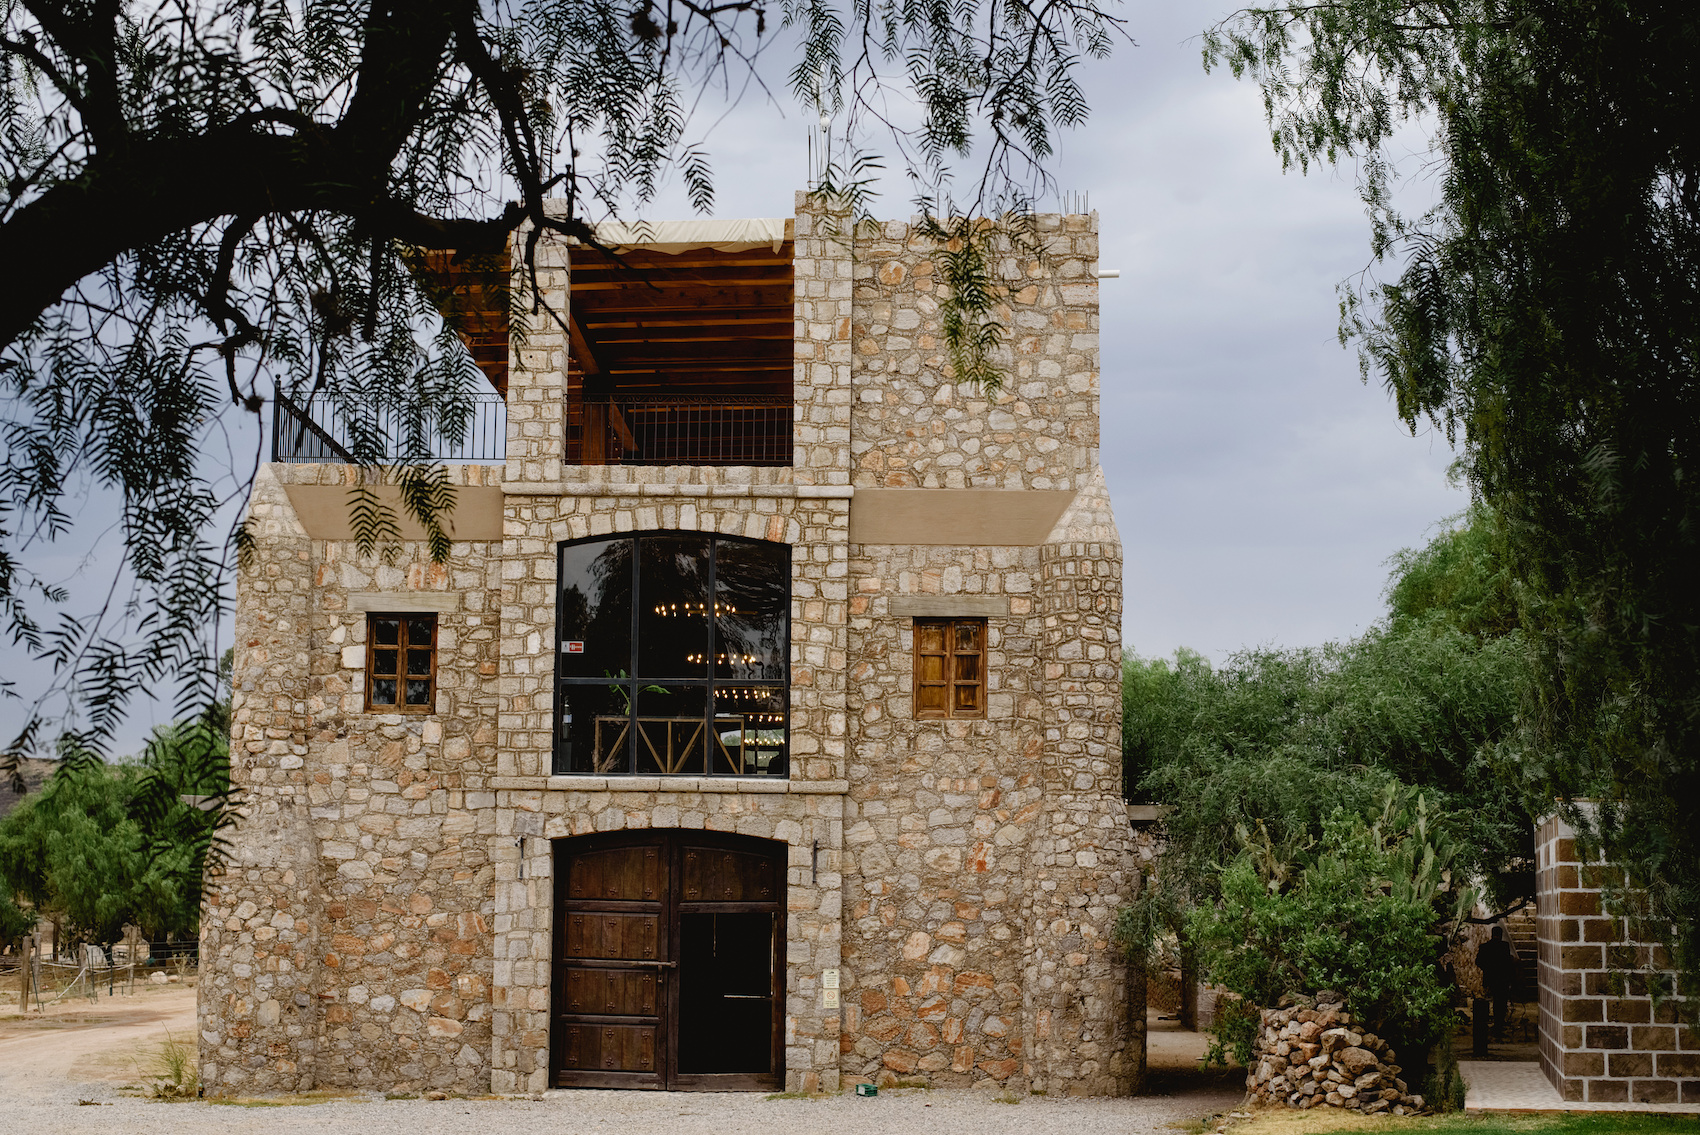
2, 3, 1466, 756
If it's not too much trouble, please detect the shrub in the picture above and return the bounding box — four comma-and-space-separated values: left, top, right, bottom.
1187, 786, 1470, 1056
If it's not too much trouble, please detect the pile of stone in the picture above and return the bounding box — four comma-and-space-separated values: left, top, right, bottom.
1245, 992, 1426, 1115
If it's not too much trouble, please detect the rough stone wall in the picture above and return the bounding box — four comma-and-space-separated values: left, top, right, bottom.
505, 223, 569, 485
849, 214, 1100, 490
203, 461, 504, 1094
201, 464, 324, 1093
485, 784, 845, 1093
1021, 472, 1136, 1095
1536, 812, 1699, 1104
210, 197, 1130, 1098
486, 475, 852, 1092
840, 542, 1049, 1087
794, 193, 855, 482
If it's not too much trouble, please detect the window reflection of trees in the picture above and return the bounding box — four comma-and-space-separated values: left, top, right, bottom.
555, 533, 789, 777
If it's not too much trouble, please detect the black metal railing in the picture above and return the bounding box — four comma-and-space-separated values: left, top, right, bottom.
568, 394, 793, 466
272, 386, 507, 463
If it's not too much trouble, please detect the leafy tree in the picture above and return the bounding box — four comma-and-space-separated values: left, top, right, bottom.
0, 0, 1126, 778
1208, 0, 1700, 993
1188, 786, 1469, 1062
0, 726, 224, 950
1121, 511, 1532, 1057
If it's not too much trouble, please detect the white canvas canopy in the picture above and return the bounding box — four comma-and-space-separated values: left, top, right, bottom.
572, 218, 790, 254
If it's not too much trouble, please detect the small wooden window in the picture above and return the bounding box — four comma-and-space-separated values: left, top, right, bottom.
914, 618, 986, 719
366, 613, 438, 713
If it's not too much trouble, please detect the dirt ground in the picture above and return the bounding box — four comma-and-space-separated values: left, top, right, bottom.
0, 986, 1254, 1135
0, 980, 199, 1098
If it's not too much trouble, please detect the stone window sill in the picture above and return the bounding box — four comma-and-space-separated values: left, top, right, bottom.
487, 775, 848, 794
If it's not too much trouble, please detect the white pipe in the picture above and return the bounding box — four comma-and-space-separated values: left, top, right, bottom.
1097, 269, 1121, 279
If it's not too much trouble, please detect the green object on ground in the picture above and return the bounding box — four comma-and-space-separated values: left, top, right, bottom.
854, 1083, 878, 1097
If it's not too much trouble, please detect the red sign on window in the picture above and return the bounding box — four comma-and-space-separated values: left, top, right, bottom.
563, 641, 584, 653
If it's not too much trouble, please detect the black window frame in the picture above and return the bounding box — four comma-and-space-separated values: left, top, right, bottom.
552, 532, 791, 777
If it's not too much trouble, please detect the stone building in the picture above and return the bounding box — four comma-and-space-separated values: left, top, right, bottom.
200, 194, 1137, 1096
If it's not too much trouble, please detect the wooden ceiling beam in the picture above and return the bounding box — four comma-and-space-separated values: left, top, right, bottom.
572, 290, 792, 312
570, 253, 793, 272
594, 328, 794, 345
581, 310, 795, 329
567, 311, 607, 375
569, 274, 791, 291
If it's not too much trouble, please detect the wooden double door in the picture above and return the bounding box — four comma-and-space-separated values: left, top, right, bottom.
551, 830, 786, 1090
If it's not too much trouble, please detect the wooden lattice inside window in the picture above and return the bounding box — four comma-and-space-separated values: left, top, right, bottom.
367, 613, 438, 712
914, 618, 986, 719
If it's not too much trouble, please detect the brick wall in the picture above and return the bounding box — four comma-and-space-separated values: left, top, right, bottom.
1536, 811, 1699, 1104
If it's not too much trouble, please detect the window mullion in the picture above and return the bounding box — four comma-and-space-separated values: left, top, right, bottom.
705, 537, 718, 778
628, 536, 642, 775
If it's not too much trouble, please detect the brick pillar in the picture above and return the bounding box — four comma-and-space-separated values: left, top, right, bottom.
200, 465, 324, 1093
1535, 809, 1698, 1105
1022, 469, 1140, 1094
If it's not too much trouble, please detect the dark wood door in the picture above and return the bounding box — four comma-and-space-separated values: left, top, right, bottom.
553, 831, 785, 1091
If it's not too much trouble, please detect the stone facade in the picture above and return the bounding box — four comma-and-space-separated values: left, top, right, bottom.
202, 193, 1135, 1096
1535, 812, 1699, 1104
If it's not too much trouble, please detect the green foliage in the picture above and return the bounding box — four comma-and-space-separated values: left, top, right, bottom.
1132, 625, 1528, 901
0, 873, 31, 941
0, 0, 1126, 778
1125, 511, 1533, 1051
1189, 787, 1469, 1054
1385, 504, 1520, 640
0, 718, 228, 947
1209, 0, 1700, 999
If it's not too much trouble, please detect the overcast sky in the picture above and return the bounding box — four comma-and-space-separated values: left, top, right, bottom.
3, 0, 1466, 758
633, 0, 1468, 661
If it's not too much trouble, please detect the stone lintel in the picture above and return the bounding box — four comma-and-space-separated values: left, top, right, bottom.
889, 595, 1011, 618
486, 775, 849, 794
346, 591, 461, 613
501, 481, 855, 499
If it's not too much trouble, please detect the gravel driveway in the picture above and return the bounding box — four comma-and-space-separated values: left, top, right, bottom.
15, 1082, 1246, 1135
4, 990, 1244, 1135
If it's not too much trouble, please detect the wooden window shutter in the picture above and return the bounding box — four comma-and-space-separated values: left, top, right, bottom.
366, 613, 438, 713
913, 617, 986, 719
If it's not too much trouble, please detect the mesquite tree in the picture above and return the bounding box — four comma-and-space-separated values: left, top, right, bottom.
1209, 0, 1700, 993
0, 0, 1124, 779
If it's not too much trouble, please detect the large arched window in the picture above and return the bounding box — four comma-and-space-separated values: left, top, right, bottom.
554, 533, 789, 777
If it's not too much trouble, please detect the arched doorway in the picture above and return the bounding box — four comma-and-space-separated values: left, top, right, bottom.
551, 830, 787, 1090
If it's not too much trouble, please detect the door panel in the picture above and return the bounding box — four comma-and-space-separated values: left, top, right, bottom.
564, 911, 661, 959
553, 831, 786, 1090
554, 837, 670, 1087
680, 845, 777, 903
560, 1022, 659, 1073
562, 967, 659, 1016
567, 843, 666, 901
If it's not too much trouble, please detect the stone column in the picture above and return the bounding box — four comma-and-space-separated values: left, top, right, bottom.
200, 465, 324, 1093
504, 223, 570, 486
1021, 469, 1140, 1095
794, 191, 854, 484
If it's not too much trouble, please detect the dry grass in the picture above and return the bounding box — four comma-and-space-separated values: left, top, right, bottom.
205, 1091, 370, 1108
1217, 1107, 1700, 1135
136, 1029, 199, 1100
